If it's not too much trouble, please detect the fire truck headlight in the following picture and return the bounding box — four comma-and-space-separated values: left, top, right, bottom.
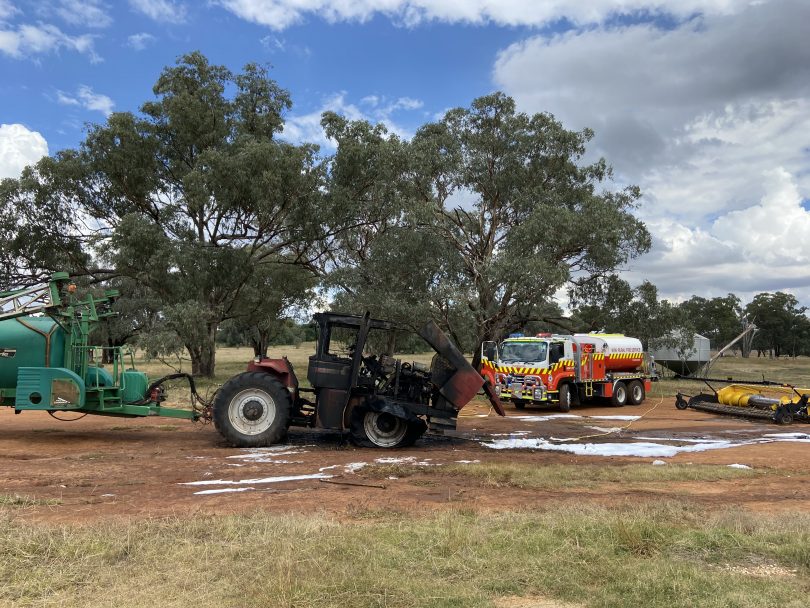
494, 384, 502, 395
533, 387, 545, 400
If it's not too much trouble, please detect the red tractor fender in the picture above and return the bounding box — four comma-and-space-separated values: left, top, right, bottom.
247, 357, 299, 392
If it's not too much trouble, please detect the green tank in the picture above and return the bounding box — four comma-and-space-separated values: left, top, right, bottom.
0, 317, 66, 389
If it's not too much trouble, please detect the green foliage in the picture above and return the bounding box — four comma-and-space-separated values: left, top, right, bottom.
326, 93, 651, 358
3, 52, 322, 376
746, 292, 810, 358
571, 277, 682, 349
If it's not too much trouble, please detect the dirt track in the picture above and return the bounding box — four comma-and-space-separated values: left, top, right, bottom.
2, 398, 809, 523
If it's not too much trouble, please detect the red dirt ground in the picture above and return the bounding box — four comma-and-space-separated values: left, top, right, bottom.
1, 398, 809, 523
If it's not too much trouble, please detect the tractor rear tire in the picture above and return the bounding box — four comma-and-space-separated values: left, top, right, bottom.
213, 372, 291, 447
611, 381, 628, 407
627, 380, 645, 405
350, 408, 424, 448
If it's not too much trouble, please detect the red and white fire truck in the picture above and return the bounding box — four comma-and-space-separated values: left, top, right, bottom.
480, 333, 656, 411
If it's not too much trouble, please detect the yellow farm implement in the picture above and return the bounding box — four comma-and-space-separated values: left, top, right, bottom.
675, 378, 810, 425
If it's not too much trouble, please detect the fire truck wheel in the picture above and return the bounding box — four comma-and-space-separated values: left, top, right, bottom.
213, 372, 291, 447
558, 384, 573, 412
611, 381, 628, 407
627, 380, 645, 405
513, 399, 527, 410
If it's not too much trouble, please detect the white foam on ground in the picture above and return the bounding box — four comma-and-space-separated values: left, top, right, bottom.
373, 456, 438, 466
589, 415, 641, 421
344, 462, 368, 472
194, 487, 256, 495
181, 473, 332, 487
515, 414, 581, 422
455, 460, 481, 464
483, 437, 745, 458
482, 429, 810, 458
763, 433, 810, 441
651, 460, 667, 466
634, 436, 715, 443
728, 463, 752, 469
226, 446, 309, 463
587, 426, 623, 433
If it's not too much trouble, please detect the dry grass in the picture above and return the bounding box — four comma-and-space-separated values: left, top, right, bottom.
0, 503, 807, 607
361, 462, 763, 489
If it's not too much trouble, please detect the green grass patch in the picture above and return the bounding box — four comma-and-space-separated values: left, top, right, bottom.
0, 504, 807, 607
362, 463, 763, 490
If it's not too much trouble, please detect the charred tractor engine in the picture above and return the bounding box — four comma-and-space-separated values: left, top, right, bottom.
212, 312, 504, 448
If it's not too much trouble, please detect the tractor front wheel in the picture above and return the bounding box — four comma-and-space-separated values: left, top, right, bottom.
350, 408, 425, 448
213, 372, 291, 447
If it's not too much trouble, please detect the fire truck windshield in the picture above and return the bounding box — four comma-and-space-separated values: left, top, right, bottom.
500, 341, 548, 363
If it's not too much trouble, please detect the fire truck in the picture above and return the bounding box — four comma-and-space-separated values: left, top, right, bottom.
480, 333, 656, 411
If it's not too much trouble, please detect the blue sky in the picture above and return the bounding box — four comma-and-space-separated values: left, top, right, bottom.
2, 0, 810, 308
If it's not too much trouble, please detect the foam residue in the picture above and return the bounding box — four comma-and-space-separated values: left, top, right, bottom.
194, 487, 256, 495
181, 473, 332, 487
515, 414, 581, 422
728, 463, 752, 469
763, 433, 810, 441
482, 437, 744, 458
374, 456, 437, 466
482, 431, 810, 458
227, 446, 310, 463
589, 415, 641, 421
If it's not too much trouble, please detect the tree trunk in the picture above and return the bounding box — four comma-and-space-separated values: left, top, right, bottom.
188, 322, 219, 377
250, 326, 269, 357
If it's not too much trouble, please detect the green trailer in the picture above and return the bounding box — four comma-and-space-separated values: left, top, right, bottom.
0, 274, 207, 421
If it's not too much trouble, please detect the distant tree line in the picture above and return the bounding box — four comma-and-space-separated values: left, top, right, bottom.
563, 278, 809, 359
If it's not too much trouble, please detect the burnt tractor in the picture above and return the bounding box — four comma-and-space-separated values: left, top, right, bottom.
212, 312, 504, 448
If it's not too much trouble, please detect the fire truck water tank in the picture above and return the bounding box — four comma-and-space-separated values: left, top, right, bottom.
573, 333, 644, 372
0, 318, 67, 388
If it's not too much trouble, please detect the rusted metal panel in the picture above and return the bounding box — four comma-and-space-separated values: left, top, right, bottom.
418, 320, 504, 415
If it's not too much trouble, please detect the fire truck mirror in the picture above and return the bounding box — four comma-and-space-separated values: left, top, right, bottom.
482, 341, 497, 361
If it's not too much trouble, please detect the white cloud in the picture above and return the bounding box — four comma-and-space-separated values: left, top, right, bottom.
129, 0, 187, 23
283, 92, 423, 149
491, 0, 810, 303
213, 0, 749, 30
57, 85, 115, 116
0, 124, 49, 180
127, 32, 155, 50
0, 22, 98, 60
54, 0, 113, 28
626, 171, 810, 304
0, 0, 19, 20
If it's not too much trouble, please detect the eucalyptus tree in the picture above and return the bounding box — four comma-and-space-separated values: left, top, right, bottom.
407, 93, 651, 361
322, 93, 650, 360
3, 52, 323, 376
